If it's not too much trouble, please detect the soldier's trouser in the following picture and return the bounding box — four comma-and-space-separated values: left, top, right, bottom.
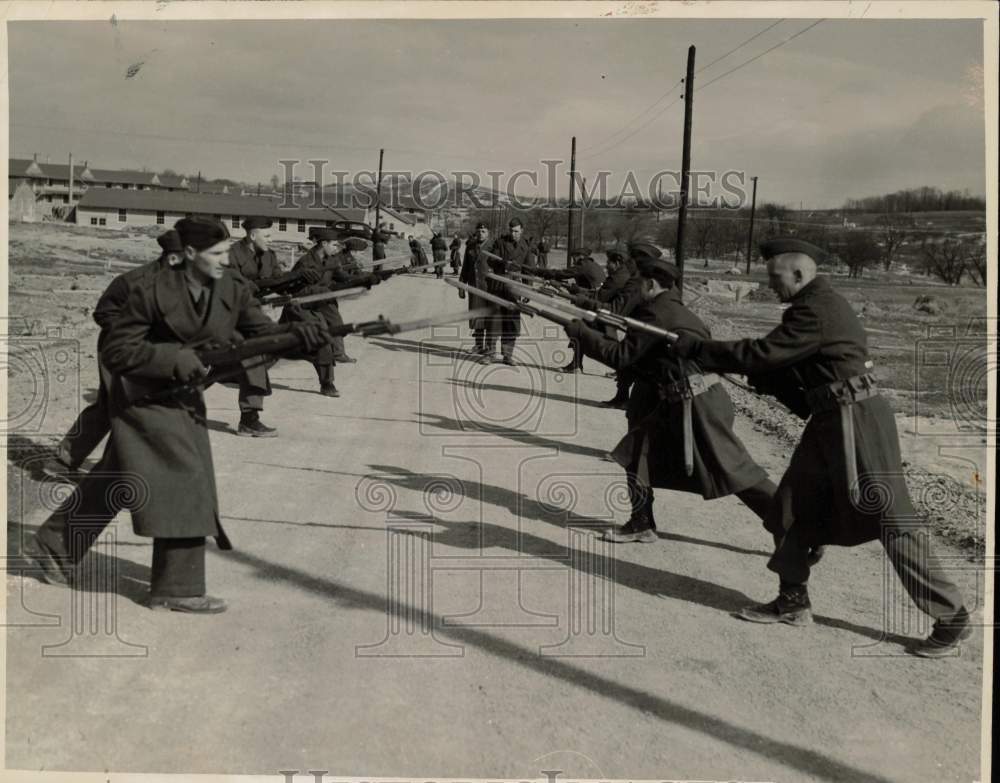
57, 358, 114, 468
314, 302, 351, 361
768, 521, 964, 620
487, 312, 521, 358
433, 250, 446, 277
565, 342, 584, 370
735, 478, 779, 530
35, 447, 208, 597
627, 474, 654, 528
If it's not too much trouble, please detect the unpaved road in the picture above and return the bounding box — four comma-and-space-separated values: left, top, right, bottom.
5, 274, 986, 781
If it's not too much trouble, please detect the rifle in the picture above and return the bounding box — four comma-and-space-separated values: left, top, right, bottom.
445, 279, 536, 316
134, 307, 494, 405
261, 286, 369, 308
508, 271, 574, 299
487, 274, 679, 341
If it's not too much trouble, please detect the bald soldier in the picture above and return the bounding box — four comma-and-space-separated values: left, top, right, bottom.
671, 238, 971, 657
565, 249, 780, 546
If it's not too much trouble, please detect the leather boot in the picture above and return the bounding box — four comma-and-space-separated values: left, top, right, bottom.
737, 581, 813, 626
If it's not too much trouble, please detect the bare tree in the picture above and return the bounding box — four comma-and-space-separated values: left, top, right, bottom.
838, 231, 880, 279
877, 214, 914, 271
920, 238, 967, 286
964, 240, 987, 287
686, 215, 716, 266
528, 206, 558, 244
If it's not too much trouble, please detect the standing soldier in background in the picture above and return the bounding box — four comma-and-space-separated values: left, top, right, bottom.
565, 249, 778, 545
536, 236, 550, 269
483, 216, 535, 365
227, 217, 294, 437
449, 235, 463, 275
408, 235, 428, 271
29, 217, 326, 613
458, 221, 493, 356
372, 226, 388, 272
430, 231, 448, 278
42, 230, 186, 478
670, 238, 969, 657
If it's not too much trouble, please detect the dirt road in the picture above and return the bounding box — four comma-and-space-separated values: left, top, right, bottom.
5, 274, 985, 781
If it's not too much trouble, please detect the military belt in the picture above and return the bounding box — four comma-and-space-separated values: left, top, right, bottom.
657, 372, 720, 477
803, 372, 878, 506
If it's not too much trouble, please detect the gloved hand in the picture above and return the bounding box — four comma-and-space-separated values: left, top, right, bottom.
174, 349, 208, 383
301, 268, 322, 284
365, 273, 381, 288
290, 321, 326, 352
563, 318, 590, 342
671, 332, 703, 359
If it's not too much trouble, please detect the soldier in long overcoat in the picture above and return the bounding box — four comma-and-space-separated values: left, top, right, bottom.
566, 253, 778, 544
449, 236, 462, 274
43, 231, 185, 477
671, 238, 970, 657
430, 232, 448, 278
458, 222, 495, 353
482, 217, 535, 365
31, 217, 324, 613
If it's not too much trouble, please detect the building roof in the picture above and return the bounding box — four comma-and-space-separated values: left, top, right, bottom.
87, 168, 159, 186
77, 187, 366, 222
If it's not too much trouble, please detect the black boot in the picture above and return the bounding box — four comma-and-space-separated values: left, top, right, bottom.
737, 581, 813, 626
317, 364, 339, 397
237, 411, 278, 438
603, 485, 657, 543
908, 606, 973, 658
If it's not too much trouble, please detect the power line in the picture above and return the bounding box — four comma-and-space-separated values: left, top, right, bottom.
578, 20, 785, 158
694, 19, 786, 75
696, 19, 825, 93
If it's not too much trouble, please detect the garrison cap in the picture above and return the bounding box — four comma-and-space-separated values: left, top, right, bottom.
309, 227, 341, 242
759, 237, 828, 263
636, 257, 681, 287
156, 229, 183, 254
627, 241, 663, 261
242, 216, 273, 231
174, 217, 230, 251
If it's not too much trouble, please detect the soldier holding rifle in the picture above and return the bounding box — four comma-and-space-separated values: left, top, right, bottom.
43, 230, 186, 477
458, 221, 494, 357
29, 217, 327, 614
557, 247, 779, 544
669, 238, 970, 657
481, 216, 535, 365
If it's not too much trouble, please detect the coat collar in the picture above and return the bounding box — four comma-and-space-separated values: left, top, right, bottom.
156, 268, 237, 345
790, 274, 830, 302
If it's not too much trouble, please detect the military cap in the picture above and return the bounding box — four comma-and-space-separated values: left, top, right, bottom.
242, 216, 273, 231
341, 237, 368, 252
309, 227, 340, 243
759, 237, 828, 263
636, 257, 681, 287
174, 217, 230, 251
627, 241, 663, 261
605, 245, 626, 261
156, 229, 183, 254
475, 221, 488, 230
508, 217, 523, 228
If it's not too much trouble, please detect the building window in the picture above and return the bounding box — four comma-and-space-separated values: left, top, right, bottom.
298, 220, 306, 232
118, 208, 127, 223
278, 218, 287, 232
156, 211, 165, 225
63, 195, 69, 204
232, 215, 240, 229
90, 217, 98, 225
99, 218, 106, 226
390, 223, 395, 230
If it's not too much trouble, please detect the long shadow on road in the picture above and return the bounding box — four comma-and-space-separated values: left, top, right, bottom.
217, 543, 899, 783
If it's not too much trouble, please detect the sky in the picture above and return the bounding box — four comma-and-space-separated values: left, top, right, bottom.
6, 17, 988, 209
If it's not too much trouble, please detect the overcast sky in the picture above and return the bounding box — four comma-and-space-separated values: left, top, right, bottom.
7, 17, 987, 208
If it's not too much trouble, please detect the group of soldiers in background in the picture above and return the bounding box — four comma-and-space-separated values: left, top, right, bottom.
24, 214, 974, 656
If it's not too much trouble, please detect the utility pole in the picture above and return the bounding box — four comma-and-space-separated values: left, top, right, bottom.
745, 175, 758, 275
566, 136, 577, 267
67, 152, 74, 205
579, 176, 587, 249
374, 148, 385, 233
674, 46, 696, 294
196, 170, 202, 193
